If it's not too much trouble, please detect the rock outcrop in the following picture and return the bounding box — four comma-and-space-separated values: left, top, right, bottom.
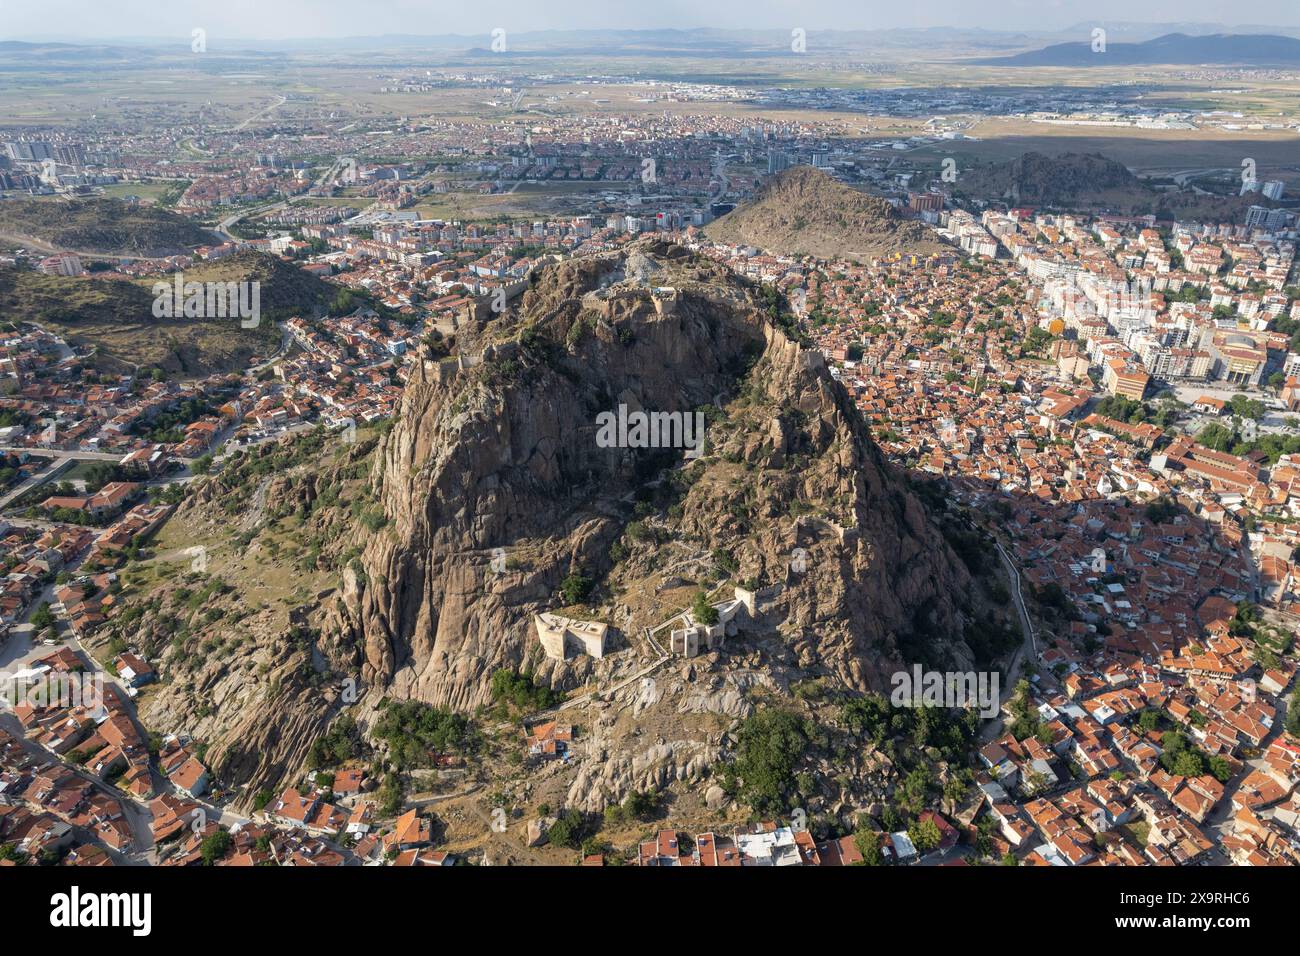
703, 165, 948, 260
124, 433, 372, 800
332, 238, 975, 714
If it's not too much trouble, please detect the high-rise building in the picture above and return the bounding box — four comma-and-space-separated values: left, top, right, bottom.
908, 191, 944, 214
1245, 205, 1294, 233
37, 254, 83, 277
53, 143, 86, 166
5, 141, 54, 162
1262, 180, 1285, 200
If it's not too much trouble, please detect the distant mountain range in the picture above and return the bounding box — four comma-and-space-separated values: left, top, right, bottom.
979, 32, 1300, 66
6, 25, 1300, 63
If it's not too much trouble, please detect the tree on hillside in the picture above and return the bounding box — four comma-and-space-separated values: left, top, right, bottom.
691, 590, 719, 626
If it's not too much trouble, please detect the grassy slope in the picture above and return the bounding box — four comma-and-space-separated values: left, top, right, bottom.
0, 248, 356, 378
0, 197, 216, 256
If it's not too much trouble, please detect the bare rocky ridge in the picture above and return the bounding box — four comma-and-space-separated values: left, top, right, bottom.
703, 165, 948, 260
328, 238, 976, 718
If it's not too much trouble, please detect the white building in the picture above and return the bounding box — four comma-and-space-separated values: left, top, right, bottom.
669, 587, 756, 657
735, 826, 801, 866
535, 613, 610, 660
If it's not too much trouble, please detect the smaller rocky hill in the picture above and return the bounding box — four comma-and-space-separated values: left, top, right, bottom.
0, 197, 217, 257
955, 152, 1139, 206
704, 166, 947, 261
954, 151, 1279, 222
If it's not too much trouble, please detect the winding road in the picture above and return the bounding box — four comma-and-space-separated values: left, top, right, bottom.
979, 541, 1039, 743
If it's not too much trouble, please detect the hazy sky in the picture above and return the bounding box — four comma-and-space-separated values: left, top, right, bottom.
7, 0, 1300, 41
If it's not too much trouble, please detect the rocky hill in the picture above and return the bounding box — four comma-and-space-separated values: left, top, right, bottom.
181, 249, 368, 325
704, 166, 947, 261
0, 197, 216, 257
329, 238, 977, 714
108, 240, 1016, 829
0, 250, 365, 378
955, 151, 1141, 207
954, 151, 1278, 221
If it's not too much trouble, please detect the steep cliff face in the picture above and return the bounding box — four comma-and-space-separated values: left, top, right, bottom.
332, 239, 975, 712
